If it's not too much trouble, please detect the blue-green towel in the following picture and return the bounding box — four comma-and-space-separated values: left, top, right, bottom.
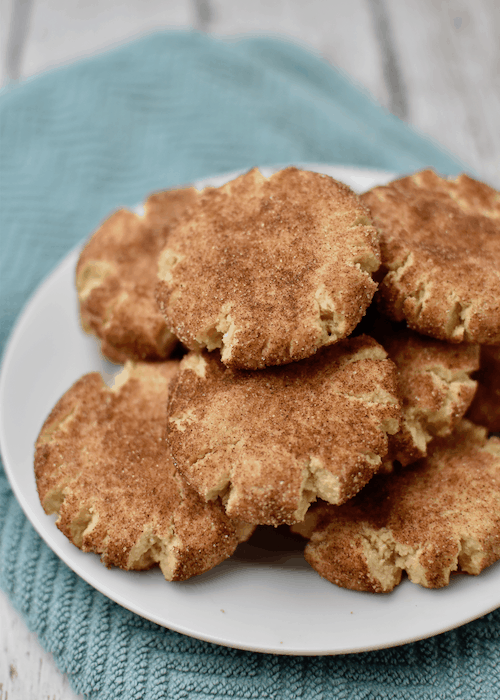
1, 31, 498, 699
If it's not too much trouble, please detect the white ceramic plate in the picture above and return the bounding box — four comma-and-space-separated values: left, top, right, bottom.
2, 164, 499, 656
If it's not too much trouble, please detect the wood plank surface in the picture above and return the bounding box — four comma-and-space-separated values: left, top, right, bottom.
208, 0, 391, 110
0, 589, 84, 699
3, 0, 499, 184
1, 0, 500, 697
20, 0, 193, 79
386, 0, 500, 186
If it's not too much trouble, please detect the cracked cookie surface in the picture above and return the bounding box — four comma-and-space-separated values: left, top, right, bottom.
293, 420, 500, 592
35, 361, 252, 581
166, 335, 400, 526
361, 169, 500, 345
76, 187, 198, 363
157, 167, 380, 369
366, 315, 480, 467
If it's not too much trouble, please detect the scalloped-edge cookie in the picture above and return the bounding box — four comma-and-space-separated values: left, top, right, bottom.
361, 169, 500, 345
166, 335, 400, 526
293, 421, 500, 591
157, 167, 381, 369
367, 315, 480, 467
76, 187, 198, 363
34, 361, 253, 581
467, 345, 500, 433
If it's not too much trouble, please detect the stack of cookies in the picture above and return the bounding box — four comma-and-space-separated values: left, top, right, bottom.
34, 166, 500, 592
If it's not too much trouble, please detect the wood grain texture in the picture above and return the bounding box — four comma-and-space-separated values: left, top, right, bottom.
0, 0, 22, 84
209, 0, 391, 110
0, 590, 83, 700
366, 0, 408, 120
20, 0, 193, 78
386, 0, 500, 185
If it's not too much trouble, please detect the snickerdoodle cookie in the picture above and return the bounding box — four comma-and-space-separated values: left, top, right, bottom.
76, 187, 198, 363
361, 169, 500, 345
35, 361, 253, 581
467, 345, 500, 433
157, 167, 381, 369
293, 421, 500, 592
166, 335, 400, 526
366, 315, 480, 467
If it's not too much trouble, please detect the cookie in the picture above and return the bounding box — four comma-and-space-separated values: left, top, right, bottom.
76, 186, 198, 363
166, 335, 400, 526
361, 169, 500, 344
366, 315, 480, 467
467, 345, 500, 432
35, 361, 253, 581
293, 421, 500, 592
157, 167, 381, 369
143, 186, 201, 231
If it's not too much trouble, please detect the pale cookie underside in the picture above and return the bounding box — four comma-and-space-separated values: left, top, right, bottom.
34, 361, 247, 581
362, 170, 500, 345
296, 420, 500, 592
157, 167, 381, 369
76, 187, 198, 362
167, 335, 400, 526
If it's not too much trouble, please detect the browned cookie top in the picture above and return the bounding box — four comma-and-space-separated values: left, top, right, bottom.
166, 335, 400, 526
362, 169, 500, 344
35, 361, 252, 581
143, 186, 200, 231
76, 187, 198, 363
157, 167, 381, 369
294, 420, 500, 592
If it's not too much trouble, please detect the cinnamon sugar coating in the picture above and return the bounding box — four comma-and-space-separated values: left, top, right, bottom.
367, 315, 480, 467
467, 345, 500, 432
293, 421, 500, 592
157, 167, 381, 370
166, 335, 400, 526
361, 169, 500, 344
143, 186, 201, 232
35, 361, 252, 581
76, 187, 198, 363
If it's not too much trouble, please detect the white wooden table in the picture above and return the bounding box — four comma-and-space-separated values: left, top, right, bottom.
1, 1, 499, 697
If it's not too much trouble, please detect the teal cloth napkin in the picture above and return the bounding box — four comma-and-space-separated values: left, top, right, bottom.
1, 31, 498, 699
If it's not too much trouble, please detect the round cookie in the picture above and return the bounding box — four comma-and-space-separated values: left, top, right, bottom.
361, 169, 500, 345
366, 315, 480, 467
166, 335, 401, 526
293, 420, 500, 592
157, 167, 381, 370
467, 345, 500, 433
76, 186, 198, 363
35, 361, 253, 581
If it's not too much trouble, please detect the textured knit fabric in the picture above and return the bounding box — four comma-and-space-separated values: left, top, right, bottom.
1, 31, 498, 699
